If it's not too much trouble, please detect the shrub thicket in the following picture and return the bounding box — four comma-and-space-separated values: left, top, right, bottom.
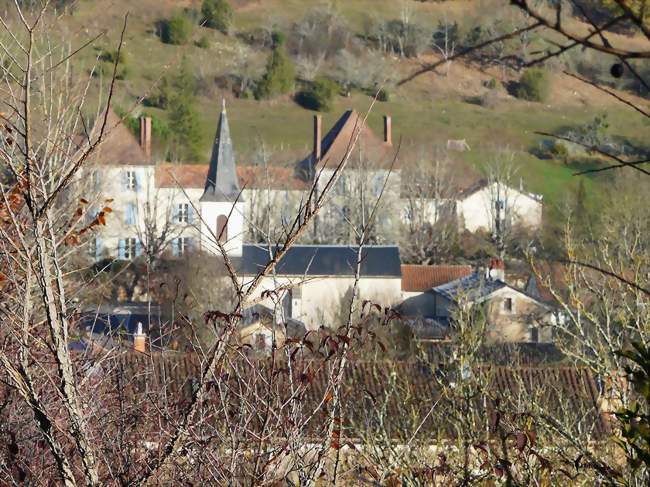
99, 49, 127, 64
376, 87, 390, 102
162, 13, 193, 45
255, 37, 295, 100
296, 78, 338, 111
516, 67, 551, 102
196, 35, 211, 49
201, 0, 233, 34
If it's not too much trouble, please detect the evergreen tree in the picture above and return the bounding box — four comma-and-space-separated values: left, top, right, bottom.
168, 59, 203, 161
201, 0, 233, 34
255, 36, 295, 100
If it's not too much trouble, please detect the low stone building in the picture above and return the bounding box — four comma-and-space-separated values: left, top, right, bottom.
400, 260, 556, 343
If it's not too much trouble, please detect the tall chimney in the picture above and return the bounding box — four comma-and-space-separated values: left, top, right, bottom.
133, 322, 147, 353
313, 114, 322, 162
139, 116, 152, 159
383, 115, 392, 146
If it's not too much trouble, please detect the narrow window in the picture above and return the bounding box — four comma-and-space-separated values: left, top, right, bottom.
503, 297, 513, 312
123, 237, 137, 259
125, 203, 137, 225
217, 215, 228, 242
125, 170, 136, 190
177, 203, 189, 223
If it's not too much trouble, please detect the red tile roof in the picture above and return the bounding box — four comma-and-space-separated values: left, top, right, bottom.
97, 354, 608, 441
401, 264, 473, 292
155, 164, 310, 191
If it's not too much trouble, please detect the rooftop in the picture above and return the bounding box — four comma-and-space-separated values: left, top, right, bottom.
88, 110, 151, 166
299, 110, 396, 176
433, 272, 507, 302
401, 264, 473, 292
240, 244, 402, 277
155, 164, 310, 191
201, 102, 242, 202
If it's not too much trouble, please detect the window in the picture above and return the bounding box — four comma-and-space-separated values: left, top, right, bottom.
125, 170, 137, 190
125, 203, 137, 225
529, 327, 539, 343
123, 238, 137, 260
217, 215, 228, 242
177, 203, 190, 223
172, 237, 192, 257
503, 297, 513, 312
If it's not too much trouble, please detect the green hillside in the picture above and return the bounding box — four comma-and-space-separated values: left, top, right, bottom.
33, 0, 650, 211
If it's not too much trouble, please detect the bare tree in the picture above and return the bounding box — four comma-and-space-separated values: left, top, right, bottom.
401, 146, 459, 264
432, 16, 458, 77
484, 147, 521, 259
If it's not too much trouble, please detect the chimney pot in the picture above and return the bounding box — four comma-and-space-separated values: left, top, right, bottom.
134, 321, 147, 353
313, 115, 322, 162
139, 116, 152, 159
383, 115, 392, 145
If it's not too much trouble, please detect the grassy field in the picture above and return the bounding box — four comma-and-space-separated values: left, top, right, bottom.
33, 0, 650, 213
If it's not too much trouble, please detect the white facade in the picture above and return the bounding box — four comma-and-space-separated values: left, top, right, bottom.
87, 165, 201, 260
457, 182, 543, 233
200, 200, 246, 257
242, 274, 403, 331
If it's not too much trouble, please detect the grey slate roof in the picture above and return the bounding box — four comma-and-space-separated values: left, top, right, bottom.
200, 101, 243, 202
433, 273, 507, 303
240, 244, 402, 277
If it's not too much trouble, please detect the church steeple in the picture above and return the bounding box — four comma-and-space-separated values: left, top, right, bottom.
200, 100, 242, 202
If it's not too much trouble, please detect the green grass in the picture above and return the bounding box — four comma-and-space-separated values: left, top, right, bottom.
37, 0, 650, 215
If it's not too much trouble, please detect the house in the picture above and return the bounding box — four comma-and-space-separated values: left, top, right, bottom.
400, 259, 556, 343
84, 110, 200, 261
456, 179, 543, 233
239, 244, 403, 330
239, 304, 307, 352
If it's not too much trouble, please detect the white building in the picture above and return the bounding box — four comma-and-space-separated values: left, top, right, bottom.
87, 104, 404, 330
456, 180, 543, 233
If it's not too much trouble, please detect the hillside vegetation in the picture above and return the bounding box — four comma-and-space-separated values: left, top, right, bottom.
20, 0, 650, 211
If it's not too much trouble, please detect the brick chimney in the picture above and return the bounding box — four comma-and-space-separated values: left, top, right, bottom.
313, 114, 322, 162
139, 116, 152, 159
133, 322, 147, 353
383, 115, 392, 145
487, 257, 505, 282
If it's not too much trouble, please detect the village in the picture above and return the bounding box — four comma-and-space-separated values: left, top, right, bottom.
1, 0, 648, 484
78, 101, 556, 353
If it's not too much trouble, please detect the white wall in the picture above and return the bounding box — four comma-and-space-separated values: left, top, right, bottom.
200, 200, 245, 256
88, 165, 202, 259
457, 183, 542, 233
241, 274, 403, 330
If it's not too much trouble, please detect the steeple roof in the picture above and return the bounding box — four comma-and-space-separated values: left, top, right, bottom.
200, 100, 243, 202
